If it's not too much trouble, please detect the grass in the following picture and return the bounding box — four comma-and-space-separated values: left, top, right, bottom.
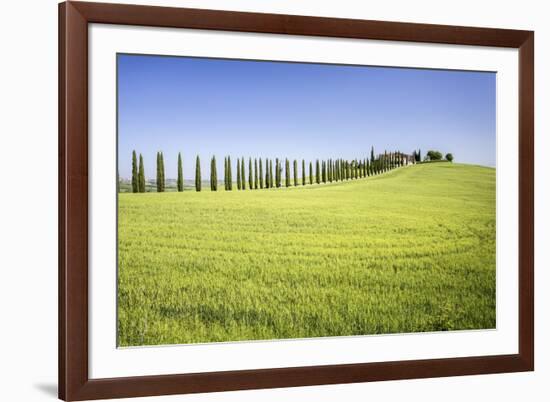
117, 162, 496, 346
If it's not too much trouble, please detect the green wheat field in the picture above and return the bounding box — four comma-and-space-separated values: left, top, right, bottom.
117, 162, 496, 347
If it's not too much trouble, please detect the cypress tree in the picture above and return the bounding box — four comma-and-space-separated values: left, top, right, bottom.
269, 159, 274, 188
210, 156, 217, 191
237, 158, 241, 190
131, 150, 138, 193
195, 155, 201, 192
293, 160, 298, 186
254, 158, 259, 189
322, 161, 326, 183
177, 152, 183, 192
265, 159, 270, 189
248, 158, 253, 189
302, 159, 306, 185
285, 158, 290, 187
275, 158, 280, 188
259, 158, 264, 189
156, 152, 161, 192
138, 154, 145, 192
371, 146, 375, 163
328, 159, 332, 182
241, 156, 246, 190
227, 156, 233, 190
309, 161, 313, 185
315, 159, 320, 184
224, 157, 228, 190
228, 156, 233, 189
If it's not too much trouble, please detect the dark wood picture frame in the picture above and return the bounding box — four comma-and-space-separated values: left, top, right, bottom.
59, 1, 534, 400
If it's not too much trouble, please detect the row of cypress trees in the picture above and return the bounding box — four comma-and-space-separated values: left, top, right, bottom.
129, 148, 414, 193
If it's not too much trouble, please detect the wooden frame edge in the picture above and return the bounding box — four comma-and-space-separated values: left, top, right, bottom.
59, 2, 534, 400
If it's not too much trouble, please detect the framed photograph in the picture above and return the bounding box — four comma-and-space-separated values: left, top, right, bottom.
59, 1, 534, 400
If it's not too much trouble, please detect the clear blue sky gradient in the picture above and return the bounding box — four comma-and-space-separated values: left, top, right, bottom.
118, 54, 496, 179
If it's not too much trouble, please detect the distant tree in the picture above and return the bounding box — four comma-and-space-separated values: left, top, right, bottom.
224, 157, 228, 190
302, 159, 306, 185
177, 152, 183, 192
236, 158, 241, 190
248, 158, 253, 189
254, 158, 259, 189
293, 159, 298, 186
285, 159, 291, 187
156, 152, 161, 192
309, 161, 313, 185
254, 158, 258, 190
366, 158, 372, 177
417, 149, 422, 162
131, 150, 138, 193
259, 158, 264, 189
269, 159, 274, 188
195, 155, 201, 192
228, 156, 233, 189
266, 159, 271, 188
445, 153, 454, 162
315, 159, 321, 184
321, 160, 326, 183
138, 154, 145, 192
371, 146, 375, 163
427, 150, 443, 161
210, 156, 217, 191
241, 156, 246, 190
328, 159, 333, 182
275, 158, 281, 188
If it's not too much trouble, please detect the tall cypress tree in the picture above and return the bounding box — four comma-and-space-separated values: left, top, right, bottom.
156, 152, 161, 192
259, 158, 263, 189
371, 146, 375, 163
195, 155, 201, 192
285, 158, 291, 187
210, 156, 217, 191
309, 161, 313, 185
293, 160, 298, 186
269, 159, 274, 188
131, 150, 138, 193
275, 158, 281, 188
315, 159, 320, 184
177, 152, 183, 192
322, 161, 326, 183
237, 158, 241, 190
302, 159, 306, 185
138, 154, 145, 192
265, 159, 270, 189
241, 156, 246, 190
248, 158, 253, 189
227, 156, 232, 190
254, 158, 259, 189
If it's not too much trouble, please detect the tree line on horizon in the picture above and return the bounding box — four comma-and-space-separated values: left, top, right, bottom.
127, 147, 424, 193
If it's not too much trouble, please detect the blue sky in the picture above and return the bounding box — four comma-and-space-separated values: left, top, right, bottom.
118, 54, 496, 179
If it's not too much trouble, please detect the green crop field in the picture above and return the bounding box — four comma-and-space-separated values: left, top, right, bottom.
117, 162, 496, 347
